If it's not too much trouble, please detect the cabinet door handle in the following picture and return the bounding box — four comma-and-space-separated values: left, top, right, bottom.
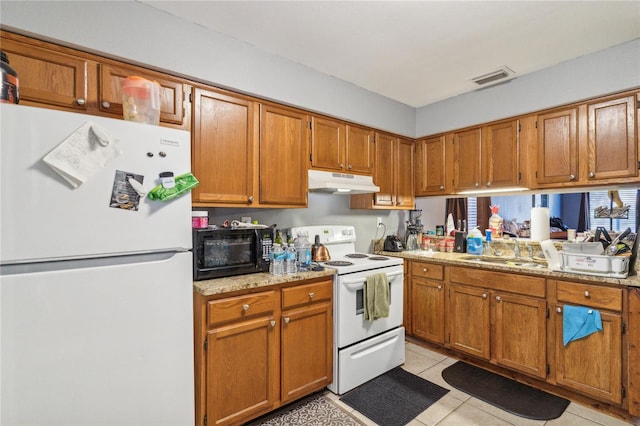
437, 285, 442, 290
486, 181, 492, 187
569, 174, 576, 181
495, 296, 501, 301
308, 292, 315, 299
270, 320, 276, 327
556, 307, 562, 313
284, 317, 290, 324
584, 291, 590, 297
347, 164, 353, 170
475, 182, 480, 188
439, 185, 444, 190
482, 293, 487, 299
242, 304, 250, 311
589, 171, 595, 178
248, 196, 254, 203
339, 163, 344, 169
422, 268, 428, 272
102, 101, 111, 108
76, 98, 86, 105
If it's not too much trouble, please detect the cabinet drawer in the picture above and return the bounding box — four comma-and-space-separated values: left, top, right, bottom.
282, 279, 332, 309
556, 281, 622, 312
207, 290, 277, 327
411, 262, 444, 280
450, 267, 545, 298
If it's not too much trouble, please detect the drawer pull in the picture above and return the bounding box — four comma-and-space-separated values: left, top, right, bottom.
584, 291, 590, 298
270, 320, 276, 327
557, 307, 562, 313
242, 304, 250, 311
308, 292, 315, 299
76, 98, 86, 105
423, 268, 428, 272
284, 317, 290, 324
102, 101, 111, 108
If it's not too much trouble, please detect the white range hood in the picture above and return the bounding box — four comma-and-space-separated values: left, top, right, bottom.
308, 170, 380, 194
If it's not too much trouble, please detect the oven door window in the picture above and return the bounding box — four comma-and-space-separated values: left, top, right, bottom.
203, 233, 255, 268
356, 282, 392, 315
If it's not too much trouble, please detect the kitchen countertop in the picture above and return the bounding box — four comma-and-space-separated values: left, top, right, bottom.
193, 269, 336, 296
382, 250, 640, 288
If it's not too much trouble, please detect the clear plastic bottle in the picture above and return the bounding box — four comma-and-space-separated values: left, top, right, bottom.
294, 234, 312, 271
270, 243, 285, 276
285, 244, 297, 274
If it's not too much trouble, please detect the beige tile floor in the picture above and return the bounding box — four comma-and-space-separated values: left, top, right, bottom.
325, 341, 638, 426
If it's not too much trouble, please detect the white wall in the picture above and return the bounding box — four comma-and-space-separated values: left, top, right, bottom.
201, 194, 416, 253
0, 0, 415, 137
416, 38, 640, 136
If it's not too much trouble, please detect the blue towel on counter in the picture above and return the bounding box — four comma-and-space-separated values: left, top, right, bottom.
563, 305, 603, 346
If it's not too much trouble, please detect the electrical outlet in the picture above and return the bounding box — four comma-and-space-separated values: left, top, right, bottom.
377, 217, 383, 227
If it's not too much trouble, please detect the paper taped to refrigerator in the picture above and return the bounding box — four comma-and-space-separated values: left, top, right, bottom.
43, 122, 122, 188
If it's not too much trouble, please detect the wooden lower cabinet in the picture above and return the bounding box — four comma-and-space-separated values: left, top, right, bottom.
411, 262, 446, 344
410, 263, 635, 413
448, 267, 548, 377
280, 281, 333, 403
449, 284, 491, 359
551, 280, 624, 404
194, 278, 333, 426
493, 292, 547, 379
206, 313, 279, 425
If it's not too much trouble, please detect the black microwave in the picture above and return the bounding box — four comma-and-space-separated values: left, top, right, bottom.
192, 227, 275, 280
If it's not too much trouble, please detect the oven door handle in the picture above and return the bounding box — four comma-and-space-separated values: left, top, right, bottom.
341, 271, 403, 286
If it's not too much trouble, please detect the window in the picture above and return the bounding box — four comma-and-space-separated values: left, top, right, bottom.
590, 190, 637, 232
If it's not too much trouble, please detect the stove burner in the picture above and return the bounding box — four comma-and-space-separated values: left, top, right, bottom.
345, 253, 368, 258
324, 260, 354, 267
369, 256, 389, 261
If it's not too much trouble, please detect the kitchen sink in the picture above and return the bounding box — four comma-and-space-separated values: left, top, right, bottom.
461, 255, 548, 269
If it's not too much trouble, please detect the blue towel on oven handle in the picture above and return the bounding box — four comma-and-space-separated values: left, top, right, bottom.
563, 304, 603, 346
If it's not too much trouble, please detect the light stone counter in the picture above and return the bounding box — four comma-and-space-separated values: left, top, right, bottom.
383, 250, 640, 288
193, 269, 336, 296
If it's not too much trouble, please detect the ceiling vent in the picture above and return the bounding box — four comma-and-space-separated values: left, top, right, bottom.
471, 66, 515, 86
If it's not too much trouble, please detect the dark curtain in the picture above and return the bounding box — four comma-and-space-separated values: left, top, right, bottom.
476, 197, 492, 234
445, 198, 467, 229
577, 192, 590, 232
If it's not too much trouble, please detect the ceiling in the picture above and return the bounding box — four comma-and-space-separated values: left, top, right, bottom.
140, 1, 640, 108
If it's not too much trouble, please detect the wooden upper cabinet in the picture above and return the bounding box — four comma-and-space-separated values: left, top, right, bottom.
259, 104, 309, 207
536, 108, 579, 185
310, 116, 346, 172
373, 132, 396, 207
345, 125, 374, 175
396, 137, 415, 208
351, 132, 414, 209
586, 95, 637, 181
191, 87, 257, 206
453, 128, 482, 191
1, 37, 89, 111
98, 64, 185, 125
415, 135, 447, 196
482, 120, 519, 189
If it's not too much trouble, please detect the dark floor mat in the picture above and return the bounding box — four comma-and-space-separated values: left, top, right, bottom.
340, 367, 449, 426
442, 361, 570, 420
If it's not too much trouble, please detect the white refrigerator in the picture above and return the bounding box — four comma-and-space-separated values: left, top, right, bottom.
0, 104, 195, 425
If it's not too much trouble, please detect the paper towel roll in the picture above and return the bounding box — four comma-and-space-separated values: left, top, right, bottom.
530, 207, 550, 242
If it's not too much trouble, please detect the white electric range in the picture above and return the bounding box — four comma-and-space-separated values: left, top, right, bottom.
289, 225, 405, 394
